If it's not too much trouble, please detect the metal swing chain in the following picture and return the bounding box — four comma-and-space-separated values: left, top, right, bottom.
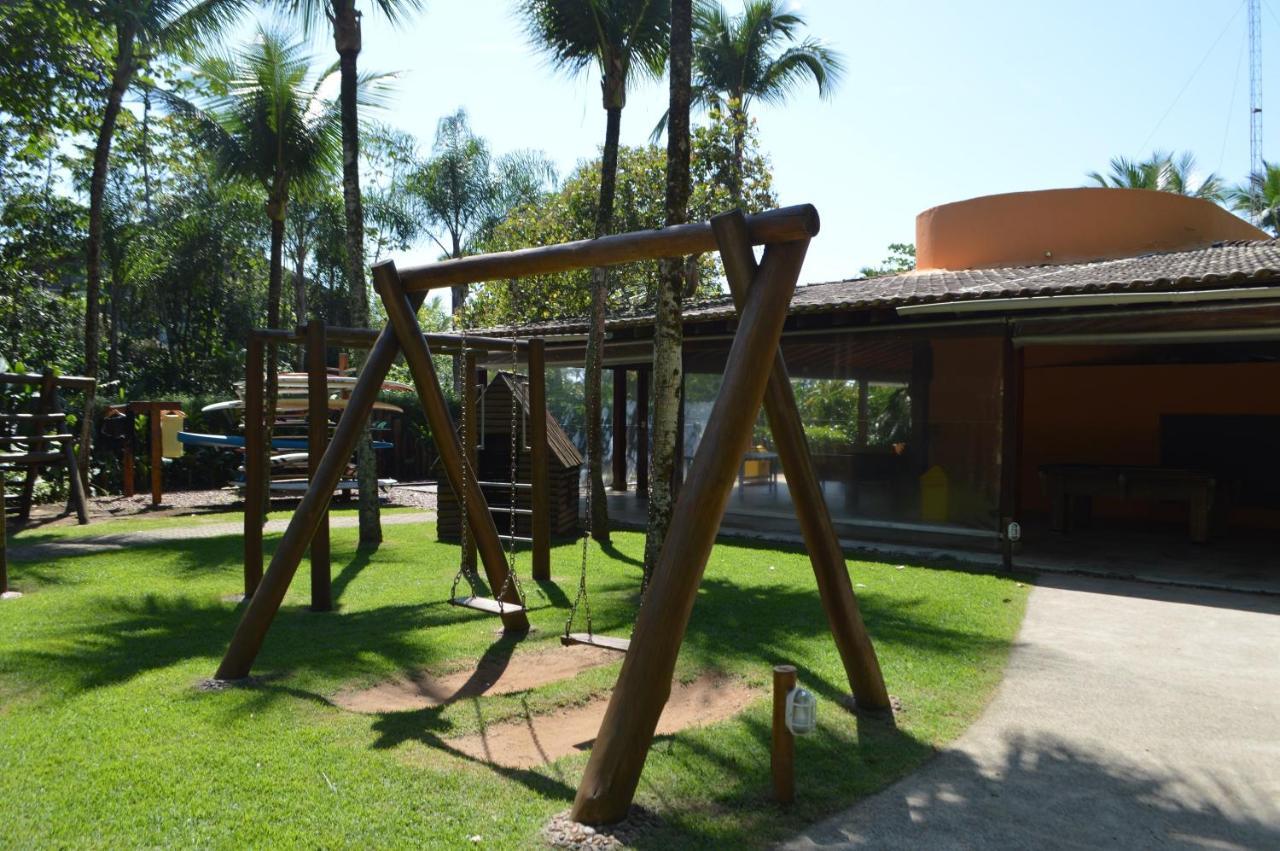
564, 269, 603, 640
486, 278, 527, 613
450, 303, 482, 602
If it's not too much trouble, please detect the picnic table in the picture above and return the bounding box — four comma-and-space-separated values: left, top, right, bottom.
1040, 464, 1218, 543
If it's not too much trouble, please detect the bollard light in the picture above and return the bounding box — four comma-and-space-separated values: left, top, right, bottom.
785, 686, 817, 736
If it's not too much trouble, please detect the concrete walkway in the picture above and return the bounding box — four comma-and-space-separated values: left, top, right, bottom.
8, 510, 435, 560
784, 574, 1280, 850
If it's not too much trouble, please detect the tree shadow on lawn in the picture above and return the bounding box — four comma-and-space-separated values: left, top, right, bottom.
9, 589, 504, 698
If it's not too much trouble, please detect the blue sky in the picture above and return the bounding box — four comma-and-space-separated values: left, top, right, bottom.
273, 0, 1276, 283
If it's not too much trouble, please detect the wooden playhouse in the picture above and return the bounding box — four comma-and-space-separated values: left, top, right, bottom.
438, 372, 582, 541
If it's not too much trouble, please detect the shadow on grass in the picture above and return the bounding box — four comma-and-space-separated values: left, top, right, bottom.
11, 587, 494, 698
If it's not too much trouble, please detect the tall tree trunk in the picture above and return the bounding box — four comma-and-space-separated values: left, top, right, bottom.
335, 1, 382, 545
265, 201, 286, 521
730, 102, 746, 207
586, 104, 623, 542
293, 238, 308, 369
81, 27, 136, 483
450, 233, 465, 397
646, 0, 693, 579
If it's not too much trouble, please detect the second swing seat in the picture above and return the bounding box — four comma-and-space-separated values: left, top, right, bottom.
450, 595, 526, 615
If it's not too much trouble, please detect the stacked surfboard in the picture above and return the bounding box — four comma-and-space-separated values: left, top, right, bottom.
183, 371, 409, 496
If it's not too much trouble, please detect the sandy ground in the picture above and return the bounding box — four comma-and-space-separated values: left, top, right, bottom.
333, 643, 623, 713
446, 672, 757, 770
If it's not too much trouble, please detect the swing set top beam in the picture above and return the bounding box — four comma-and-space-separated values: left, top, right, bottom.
391, 204, 820, 292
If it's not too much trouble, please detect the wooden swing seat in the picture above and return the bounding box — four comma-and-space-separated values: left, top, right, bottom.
449, 595, 526, 615
561, 632, 630, 653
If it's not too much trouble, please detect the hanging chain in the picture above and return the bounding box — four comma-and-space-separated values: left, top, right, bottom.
564, 268, 602, 639
450, 302, 482, 602
488, 278, 527, 612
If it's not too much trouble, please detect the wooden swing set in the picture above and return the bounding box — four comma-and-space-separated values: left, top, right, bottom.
213, 205, 890, 824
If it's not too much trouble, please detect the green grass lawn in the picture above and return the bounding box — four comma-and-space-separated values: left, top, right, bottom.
0, 515, 1028, 849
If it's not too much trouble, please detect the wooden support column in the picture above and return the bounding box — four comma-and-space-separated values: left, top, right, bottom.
48, 389, 88, 525
713, 210, 890, 712
461, 349, 478, 572
672, 366, 685, 498
611, 367, 628, 491
571, 239, 809, 824
306, 320, 332, 611
1, 484, 7, 594
148, 404, 163, 507
373, 261, 529, 633
999, 322, 1024, 571
216, 292, 429, 680
772, 664, 797, 803
528, 338, 551, 581
635, 368, 649, 495
243, 336, 265, 598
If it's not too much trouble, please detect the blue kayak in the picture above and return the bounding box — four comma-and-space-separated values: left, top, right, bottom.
178, 432, 392, 451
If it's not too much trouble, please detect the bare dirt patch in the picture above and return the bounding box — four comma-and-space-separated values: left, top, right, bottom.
332, 643, 622, 713
447, 673, 757, 769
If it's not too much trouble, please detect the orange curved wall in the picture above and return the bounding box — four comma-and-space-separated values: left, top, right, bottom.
916, 188, 1268, 271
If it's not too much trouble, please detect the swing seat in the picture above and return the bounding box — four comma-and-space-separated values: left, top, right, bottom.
450, 595, 526, 615
561, 632, 630, 653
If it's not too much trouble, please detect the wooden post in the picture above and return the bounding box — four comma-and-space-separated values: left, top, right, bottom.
1, 484, 7, 595
528, 338, 551, 581
306, 320, 332, 611
48, 389, 89, 525
373, 262, 529, 633
461, 349, 478, 572
713, 210, 890, 711
571, 239, 809, 824
999, 323, 1023, 571
635, 368, 649, 496
121, 415, 135, 497
243, 336, 265, 598
148, 403, 163, 507
611, 367, 628, 491
772, 664, 797, 804
215, 292, 428, 680
673, 366, 685, 497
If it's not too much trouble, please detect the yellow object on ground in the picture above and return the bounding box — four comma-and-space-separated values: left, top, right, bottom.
920, 464, 949, 522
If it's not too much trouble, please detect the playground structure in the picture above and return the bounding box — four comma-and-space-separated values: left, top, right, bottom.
1, 370, 94, 597
212, 205, 890, 824
236, 322, 557, 608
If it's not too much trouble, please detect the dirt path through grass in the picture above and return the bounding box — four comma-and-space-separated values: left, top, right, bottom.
446, 672, 757, 769
333, 643, 621, 712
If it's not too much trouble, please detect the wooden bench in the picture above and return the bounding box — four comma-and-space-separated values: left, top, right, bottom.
1040, 464, 1218, 543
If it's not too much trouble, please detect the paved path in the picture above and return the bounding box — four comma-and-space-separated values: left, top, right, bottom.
8, 511, 435, 560
783, 574, 1280, 850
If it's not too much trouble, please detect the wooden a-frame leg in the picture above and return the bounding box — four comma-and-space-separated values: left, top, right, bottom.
214, 292, 428, 680
713, 210, 890, 711
373, 261, 529, 634
571, 239, 809, 825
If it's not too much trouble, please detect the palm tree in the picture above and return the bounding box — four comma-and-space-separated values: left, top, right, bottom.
1229, 162, 1280, 234
168, 27, 370, 516
1087, 150, 1225, 202
521, 0, 670, 542
645, 0, 692, 580
275, 0, 422, 546
81, 0, 250, 479
684, 0, 842, 203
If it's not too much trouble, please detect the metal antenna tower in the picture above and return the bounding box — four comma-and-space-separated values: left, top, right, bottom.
1249, 0, 1264, 216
